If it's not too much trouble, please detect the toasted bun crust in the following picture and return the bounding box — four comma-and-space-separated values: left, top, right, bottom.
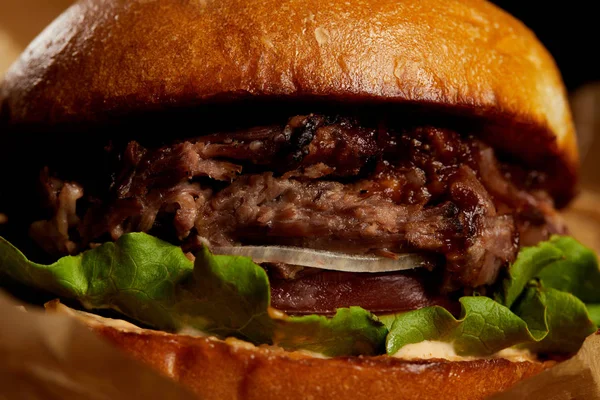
0, 0, 577, 204
47, 301, 552, 400
98, 329, 550, 400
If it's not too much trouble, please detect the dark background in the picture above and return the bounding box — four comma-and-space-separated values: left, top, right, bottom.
493, 1, 597, 92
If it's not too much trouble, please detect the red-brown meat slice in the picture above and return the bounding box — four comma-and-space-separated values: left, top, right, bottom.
268, 268, 458, 315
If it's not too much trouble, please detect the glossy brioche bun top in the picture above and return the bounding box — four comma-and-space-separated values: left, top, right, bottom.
0, 0, 577, 204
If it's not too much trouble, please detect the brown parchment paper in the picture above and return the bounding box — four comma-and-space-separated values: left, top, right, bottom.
0, 292, 197, 400
491, 333, 600, 400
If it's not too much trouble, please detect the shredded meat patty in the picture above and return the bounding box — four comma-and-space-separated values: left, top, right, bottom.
32, 114, 566, 291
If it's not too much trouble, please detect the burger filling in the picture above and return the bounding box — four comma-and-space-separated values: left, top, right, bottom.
1, 113, 597, 358
31, 115, 563, 303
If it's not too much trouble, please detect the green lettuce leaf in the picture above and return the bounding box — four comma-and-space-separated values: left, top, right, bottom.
497, 235, 600, 308
273, 307, 387, 356
586, 304, 600, 326
0, 233, 384, 356
386, 287, 596, 356
175, 246, 273, 344
496, 241, 564, 308
536, 236, 600, 303
514, 285, 597, 353
385, 296, 545, 356
377, 314, 399, 331
0, 233, 193, 329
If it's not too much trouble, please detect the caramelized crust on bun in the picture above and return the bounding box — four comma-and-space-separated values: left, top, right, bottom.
0, 0, 578, 203
99, 329, 550, 400
46, 301, 553, 400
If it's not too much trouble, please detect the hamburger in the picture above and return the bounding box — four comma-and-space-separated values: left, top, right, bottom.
1, 0, 599, 398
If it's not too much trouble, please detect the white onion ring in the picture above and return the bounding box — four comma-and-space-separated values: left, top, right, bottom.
211, 246, 426, 273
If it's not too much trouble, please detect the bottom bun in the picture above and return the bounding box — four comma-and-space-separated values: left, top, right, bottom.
46, 300, 553, 400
